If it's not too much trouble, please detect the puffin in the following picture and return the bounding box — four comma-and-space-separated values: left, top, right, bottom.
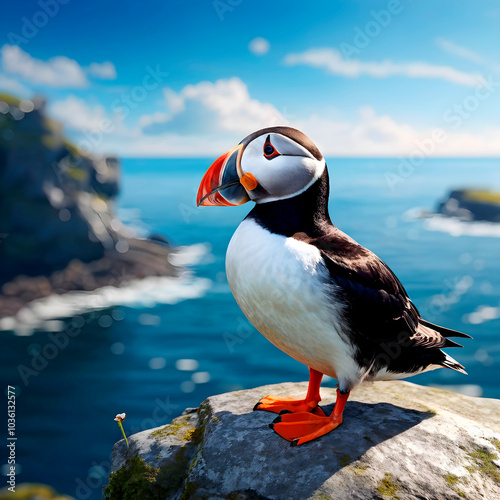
196, 126, 471, 446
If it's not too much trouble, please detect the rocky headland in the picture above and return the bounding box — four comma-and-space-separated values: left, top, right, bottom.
0, 94, 177, 319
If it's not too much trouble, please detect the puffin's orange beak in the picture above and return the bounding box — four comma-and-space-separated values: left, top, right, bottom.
197, 145, 251, 207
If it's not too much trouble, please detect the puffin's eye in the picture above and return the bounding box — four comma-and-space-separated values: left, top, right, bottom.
264, 144, 274, 155
263, 136, 280, 160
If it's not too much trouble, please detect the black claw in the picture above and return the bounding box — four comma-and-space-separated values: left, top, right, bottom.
272, 416, 282, 424
279, 409, 292, 415
253, 402, 262, 411
268, 423, 274, 429
291, 439, 299, 447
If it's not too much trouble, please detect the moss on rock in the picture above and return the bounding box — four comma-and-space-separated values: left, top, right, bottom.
104, 448, 194, 500
0, 93, 21, 107
0, 483, 74, 499
105, 407, 213, 499
492, 438, 500, 454
150, 420, 189, 439
155, 448, 191, 497
103, 456, 163, 499
468, 443, 500, 484
377, 473, 400, 498
179, 481, 201, 500
443, 474, 466, 498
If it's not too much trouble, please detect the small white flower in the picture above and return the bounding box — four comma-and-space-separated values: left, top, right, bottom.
114, 413, 126, 422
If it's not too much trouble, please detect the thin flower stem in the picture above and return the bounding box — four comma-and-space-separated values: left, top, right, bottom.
118, 421, 129, 448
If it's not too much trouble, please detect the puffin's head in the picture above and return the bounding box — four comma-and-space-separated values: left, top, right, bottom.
196, 126, 325, 206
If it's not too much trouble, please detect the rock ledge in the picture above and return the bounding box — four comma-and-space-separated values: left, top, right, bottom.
107, 381, 500, 499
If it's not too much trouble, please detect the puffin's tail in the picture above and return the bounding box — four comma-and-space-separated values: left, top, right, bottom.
440, 352, 468, 375
420, 319, 473, 341
420, 319, 471, 375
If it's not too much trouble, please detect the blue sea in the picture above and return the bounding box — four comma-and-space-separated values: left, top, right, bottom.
1, 158, 499, 498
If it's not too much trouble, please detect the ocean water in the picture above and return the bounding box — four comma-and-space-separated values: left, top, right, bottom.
1, 157, 499, 498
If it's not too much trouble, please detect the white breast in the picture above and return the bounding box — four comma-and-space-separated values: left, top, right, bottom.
225, 218, 360, 383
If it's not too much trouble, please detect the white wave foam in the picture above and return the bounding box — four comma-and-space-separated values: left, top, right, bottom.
0, 274, 212, 336
116, 207, 150, 237
168, 243, 212, 266
402, 207, 428, 221
0, 243, 214, 335
405, 209, 500, 238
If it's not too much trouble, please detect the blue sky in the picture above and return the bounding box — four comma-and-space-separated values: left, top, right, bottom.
1, 0, 499, 157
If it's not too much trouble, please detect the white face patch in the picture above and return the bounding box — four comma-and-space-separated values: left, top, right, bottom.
240, 133, 326, 203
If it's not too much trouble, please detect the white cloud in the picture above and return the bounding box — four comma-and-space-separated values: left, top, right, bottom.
301, 107, 416, 156
1, 44, 88, 88
113, 111, 500, 158
0, 74, 31, 96
138, 110, 168, 129
436, 127, 500, 156
138, 89, 182, 128
49, 94, 139, 156
297, 106, 500, 157
284, 48, 484, 87
1, 45, 118, 88
249, 37, 270, 56
164, 88, 185, 114
46, 79, 500, 159
436, 39, 500, 75
50, 95, 109, 130
435, 39, 485, 65
139, 77, 283, 136
45, 77, 284, 157
111, 133, 248, 157
124, 105, 500, 158
87, 61, 117, 80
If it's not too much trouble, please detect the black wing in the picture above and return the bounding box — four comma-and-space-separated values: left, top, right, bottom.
293, 226, 469, 373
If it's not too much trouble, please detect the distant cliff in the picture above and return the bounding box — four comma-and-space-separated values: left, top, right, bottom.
438, 189, 500, 222
0, 93, 177, 318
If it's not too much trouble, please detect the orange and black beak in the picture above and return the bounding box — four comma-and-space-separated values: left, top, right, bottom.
197, 145, 254, 207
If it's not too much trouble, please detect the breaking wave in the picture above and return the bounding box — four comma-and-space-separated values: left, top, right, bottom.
0, 244, 213, 335
404, 208, 500, 238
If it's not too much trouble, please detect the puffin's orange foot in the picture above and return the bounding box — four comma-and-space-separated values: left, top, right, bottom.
269, 411, 342, 446
253, 395, 325, 416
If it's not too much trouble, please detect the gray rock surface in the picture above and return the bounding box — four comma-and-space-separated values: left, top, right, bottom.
107, 380, 500, 499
